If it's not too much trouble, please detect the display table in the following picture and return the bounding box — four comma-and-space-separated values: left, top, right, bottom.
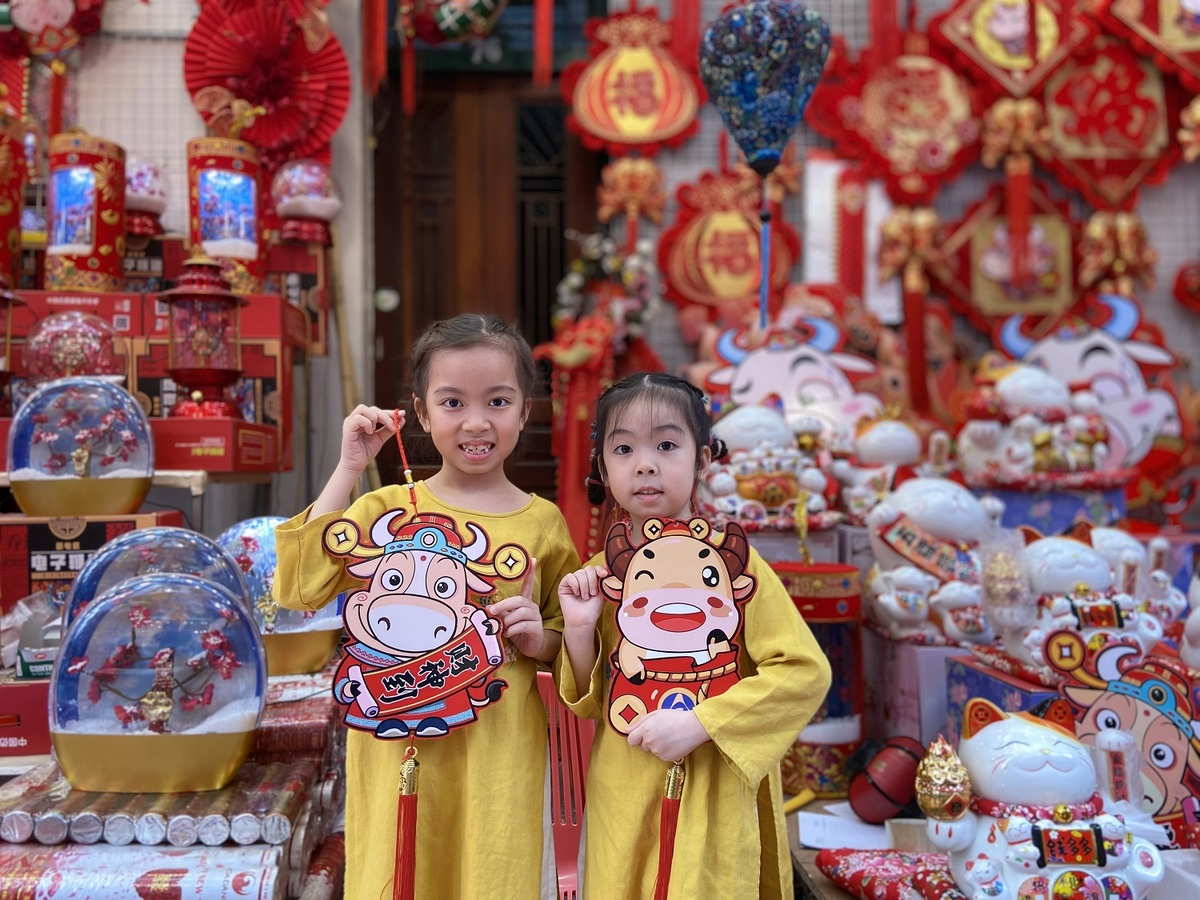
793, 848, 855, 900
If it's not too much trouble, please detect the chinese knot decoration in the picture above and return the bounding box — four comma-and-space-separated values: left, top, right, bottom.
1078, 211, 1157, 298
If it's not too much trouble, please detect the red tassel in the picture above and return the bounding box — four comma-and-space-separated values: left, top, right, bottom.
671, 0, 701, 71
903, 266, 930, 415
532, 0, 554, 87
402, 40, 417, 117
48, 60, 66, 138
652, 761, 685, 900
1026, 0, 1037, 64
393, 746, 419, 900
869, 0, 900, 69
1006, 153, 1033, 292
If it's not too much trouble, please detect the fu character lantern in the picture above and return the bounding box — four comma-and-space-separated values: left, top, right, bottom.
270, 159, 342, 247
159, 251, 245, 418
44, 133, 126, 292
187, 137, 264, 294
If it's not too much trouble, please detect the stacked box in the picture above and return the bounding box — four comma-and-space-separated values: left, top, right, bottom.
943, 655, 1058, 747
862, 625, 961, 746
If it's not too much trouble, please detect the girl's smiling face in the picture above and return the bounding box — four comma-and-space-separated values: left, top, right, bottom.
602, 397, 709, 533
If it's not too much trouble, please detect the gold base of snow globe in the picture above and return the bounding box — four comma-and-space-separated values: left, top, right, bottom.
11, 476, 152, 517
263, 630, 341, 677
53, 730, 257, 792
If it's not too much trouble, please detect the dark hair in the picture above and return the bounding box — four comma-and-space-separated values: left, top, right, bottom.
585, 372, 726, 505
410, 314, 537, 402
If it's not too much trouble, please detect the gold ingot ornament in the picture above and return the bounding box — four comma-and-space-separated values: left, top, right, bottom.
916, 735, 972, 821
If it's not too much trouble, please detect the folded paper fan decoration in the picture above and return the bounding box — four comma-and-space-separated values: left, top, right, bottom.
699, 0, 830, 330
184, 0, 349, 169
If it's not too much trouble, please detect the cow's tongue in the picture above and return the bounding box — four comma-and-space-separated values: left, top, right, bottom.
649, 603, 705, 632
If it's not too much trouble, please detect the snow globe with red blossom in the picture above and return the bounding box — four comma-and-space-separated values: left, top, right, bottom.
216, 516, 342, 676
52, 572, 266, 792
6, 376, 153, 516
125, 157, 169, 242
22, 310, 125, 384
270, 159, 342, 246
64, 526, 253, 631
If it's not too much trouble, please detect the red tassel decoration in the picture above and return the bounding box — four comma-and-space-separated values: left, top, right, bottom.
652, 761, 685, 900
532, 0, 554, 87
48, 60, 67, 138
1005, 153, 1033, 293
402, 39, 416, 117
902, 263, 931, 415
671, 0, 701, 72
393, 745, 419, 900
869, 0, 900, 69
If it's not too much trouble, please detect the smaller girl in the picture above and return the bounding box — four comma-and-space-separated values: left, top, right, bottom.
557, 372, 831, 900
275, 314, 581, 900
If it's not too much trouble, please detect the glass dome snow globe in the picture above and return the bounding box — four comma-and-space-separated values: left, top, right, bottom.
52, 572, 267, 792
6, 377, 153, 516
125, 157, 169, 239
216, 516, 343, 676
64, 526, 253, 631
270, 159, 342, 245
22, 311, 125, 384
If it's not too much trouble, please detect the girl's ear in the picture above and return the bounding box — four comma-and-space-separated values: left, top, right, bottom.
412, 394, 431, 432
696, 443, 712, 480
520, 395, 532, 429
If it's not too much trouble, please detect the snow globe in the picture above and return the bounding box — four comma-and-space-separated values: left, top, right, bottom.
6, 377, 153, 516
125, 158, 169, 239
270, 159, 342, 245
51, 572, 267, 792
22, 311, 125, 384
216, 516, 343, 675
64, 526, 253, 631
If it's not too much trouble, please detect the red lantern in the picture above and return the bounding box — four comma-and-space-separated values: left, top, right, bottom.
158, 251, 245, 419
187, 137, 264, 294
44, 132, 125, 292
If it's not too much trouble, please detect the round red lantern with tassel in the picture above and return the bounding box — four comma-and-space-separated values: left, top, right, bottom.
848, 735, 924, 824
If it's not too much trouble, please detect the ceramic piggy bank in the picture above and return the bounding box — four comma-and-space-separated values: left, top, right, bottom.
864, 478, 1000, 644
924, 698, 1164, 900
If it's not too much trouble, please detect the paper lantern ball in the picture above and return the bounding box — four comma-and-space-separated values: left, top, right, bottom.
6, 376, 153, 516
51, 572, 267, 792
848, 736, 924, 824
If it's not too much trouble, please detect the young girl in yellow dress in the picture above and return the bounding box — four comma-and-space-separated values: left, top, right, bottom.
274, 314, 580, 900
557, 372, 831, 899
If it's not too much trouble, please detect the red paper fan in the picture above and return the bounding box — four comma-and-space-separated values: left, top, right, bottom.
184, 0, 349, 167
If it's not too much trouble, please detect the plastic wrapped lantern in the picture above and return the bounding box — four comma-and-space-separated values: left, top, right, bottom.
0, 276, 23, 416
270, 159, 342, 246
44, 133, 126, 292
0, 97, 25, 289
6, 377, 153, 517
125, 157, 168, 240
158, 250, 245, 418
64, 526, 254, 632
52, 572, 267, 792
186, 137, 263, 294
22, 310, 125, 384
216, 516, 343, 675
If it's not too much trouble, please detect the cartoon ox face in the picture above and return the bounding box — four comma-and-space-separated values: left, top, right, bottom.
707, 319, 880, 437
602, 518, 756, 671
325, 511, 526, 660
999, 293, 1181, 468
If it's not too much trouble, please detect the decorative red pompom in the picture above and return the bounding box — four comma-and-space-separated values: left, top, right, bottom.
848, 736, 924, 825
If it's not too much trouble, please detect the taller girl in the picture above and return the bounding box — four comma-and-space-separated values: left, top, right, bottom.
557, 372, 832, 899
275, 314, 580, 900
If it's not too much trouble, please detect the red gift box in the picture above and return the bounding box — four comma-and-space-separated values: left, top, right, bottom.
150, 418, 279, 473
0, 676, 50, 756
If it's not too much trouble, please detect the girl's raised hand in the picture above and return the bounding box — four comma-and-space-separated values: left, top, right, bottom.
558, 565, 608, 632
489, 558, 548, 661
340, 405, 402, 474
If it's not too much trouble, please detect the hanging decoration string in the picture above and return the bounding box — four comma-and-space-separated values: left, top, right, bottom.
394, 408, 418, 515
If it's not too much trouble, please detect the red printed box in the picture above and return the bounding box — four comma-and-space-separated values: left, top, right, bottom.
863, 624, 962, 746
0, 675, 51, 756
944, 655, 1058, 748
7, 290, 142, 337
150, 418, 278, 473
0, 509, 184, 611
265, 242, 329, 356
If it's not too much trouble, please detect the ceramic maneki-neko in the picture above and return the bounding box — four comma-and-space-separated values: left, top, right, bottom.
699, 405, 837, 530
955, 354, 1125, 491
920, 698, 1164, 900
983, 531, 1164, 672
51, 572, 267, 793
1083, 525, 1188, 628
1046, 630, 1200, 850
864, 477, 1002, 645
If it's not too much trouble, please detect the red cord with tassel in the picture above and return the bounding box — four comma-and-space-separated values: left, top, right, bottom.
652, 760, 686, 900
394, 742, 420, 900
48, 59, 67, 138
1005, 153, 1033, 294
671, 0, 701, 72
532, 0, 554, 87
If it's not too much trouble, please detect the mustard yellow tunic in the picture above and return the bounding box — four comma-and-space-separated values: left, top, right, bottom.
557, 548, 831, 900
274, 482, 580, 900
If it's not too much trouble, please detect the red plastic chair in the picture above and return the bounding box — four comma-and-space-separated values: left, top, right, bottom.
537, 669, 595, 900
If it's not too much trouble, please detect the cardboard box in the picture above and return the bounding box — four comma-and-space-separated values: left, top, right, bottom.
943, 655, 1058, 748
265, 242, 329, 355
7, 290, 142, 337
0, 675, 50, 756
838, 524, 875, 581
979, 486, 1126, 536
749, 529, 838, 565
0, 509, 184, 610
150, 418, 279, 473
862, 625, 962, 745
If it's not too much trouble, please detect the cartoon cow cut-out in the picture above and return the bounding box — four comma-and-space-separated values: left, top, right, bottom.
324, 511, 528, 740
601, 517, 756, 735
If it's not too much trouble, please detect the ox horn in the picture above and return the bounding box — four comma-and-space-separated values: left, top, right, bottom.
462, 522, 488, 561
998, 315, 1034, 359
370, 510, 408, 548
801, 317, 839, 353
1095, 642, 1141, 684
1097, 293, 1139, 341
715, 328, 749, 366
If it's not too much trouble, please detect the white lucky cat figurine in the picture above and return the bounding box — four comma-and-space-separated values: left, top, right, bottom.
924, 698, 1164, 900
